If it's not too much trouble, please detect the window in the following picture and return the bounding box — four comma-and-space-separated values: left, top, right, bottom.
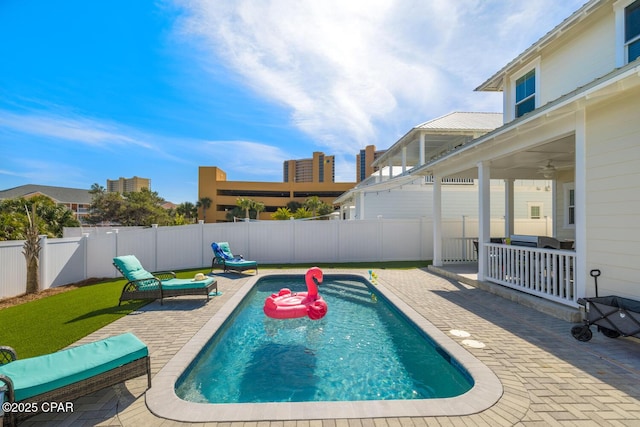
626, 0, 640, 62
530, 205, 541, 219
515, 69, 536, 118
564, 183, 575, 228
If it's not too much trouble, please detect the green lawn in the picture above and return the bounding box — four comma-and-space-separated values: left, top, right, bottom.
0, 261, 430, 359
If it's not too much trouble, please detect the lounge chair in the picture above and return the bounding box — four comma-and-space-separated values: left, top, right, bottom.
211, 242, 258, 274
0, 333, 150, 426
113, 255, 217, 305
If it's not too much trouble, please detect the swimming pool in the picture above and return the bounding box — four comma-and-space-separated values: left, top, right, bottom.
175, 275, 473, 403
146, 271, 502, 422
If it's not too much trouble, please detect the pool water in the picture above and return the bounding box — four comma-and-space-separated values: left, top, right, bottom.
175, 275, 473, 404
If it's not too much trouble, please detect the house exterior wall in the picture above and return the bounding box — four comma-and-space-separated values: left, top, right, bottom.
539, 9, 615, 106
554, 170, 576, 242
584, 85, 640, 299
355, 181, 552, 222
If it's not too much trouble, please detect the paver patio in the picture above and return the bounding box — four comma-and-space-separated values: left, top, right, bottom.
19, 268, 640, 426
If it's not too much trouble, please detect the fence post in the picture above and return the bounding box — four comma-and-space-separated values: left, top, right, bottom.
152, 224, 158, 271
199, 220, 205, 268
38, 235, 48, 291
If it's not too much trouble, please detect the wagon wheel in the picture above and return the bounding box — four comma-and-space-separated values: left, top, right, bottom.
598, 326, 621, 339
571, 325, 593, 342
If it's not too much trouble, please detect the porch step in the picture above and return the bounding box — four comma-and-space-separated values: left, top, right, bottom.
428, 265, 581, 323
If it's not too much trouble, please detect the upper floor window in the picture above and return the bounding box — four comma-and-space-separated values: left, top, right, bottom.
626, 0, 640, 62
515, 69, 536, 118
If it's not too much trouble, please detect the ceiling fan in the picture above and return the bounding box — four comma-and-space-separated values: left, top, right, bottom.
538, 160, 557, 179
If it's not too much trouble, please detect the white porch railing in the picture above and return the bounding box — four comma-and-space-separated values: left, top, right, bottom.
485, 243, 577, 306
442, 237, 478, 263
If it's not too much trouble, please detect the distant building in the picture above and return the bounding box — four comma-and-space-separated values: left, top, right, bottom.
283, 152, 335, 183
0, 184, 91, 222
199, 166, 355, 222
106, 176, 150, 193
356, 145, 386, 182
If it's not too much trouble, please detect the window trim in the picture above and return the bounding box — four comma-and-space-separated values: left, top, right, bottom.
527, 202, 543, 220
509, 58, 540, 121
563, 182, 575, 229
615, 0, 640, 66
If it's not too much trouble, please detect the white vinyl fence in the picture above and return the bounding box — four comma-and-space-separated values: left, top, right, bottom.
0, 219, 432, 299
0, 217, 553, 300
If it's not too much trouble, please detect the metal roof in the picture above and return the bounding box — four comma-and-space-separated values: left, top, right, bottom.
372, 112, 503, 168
0, 184, 92, 204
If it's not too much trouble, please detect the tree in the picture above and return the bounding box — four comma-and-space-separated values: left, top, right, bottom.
304, 196, 323, 218
23, 204, 41, 294
87, 188, 169, 226
0, 196, 80, 240
271, 207, 293, 220
176, 202, 197, 223
253, 201, 265, 220
236, 198, 255, 220
293, 207, 312, 219
196, 197, 212, 222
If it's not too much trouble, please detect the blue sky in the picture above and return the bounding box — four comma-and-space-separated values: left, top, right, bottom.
0, 0, 586, 203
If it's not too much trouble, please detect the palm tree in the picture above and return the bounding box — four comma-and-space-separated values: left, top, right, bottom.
304, 196, 323, 219
271, 207, 293, 220
23, 205, 41, 294
236, 198, 254, 220
196, 197, 212, 223
252, 201, 265, 220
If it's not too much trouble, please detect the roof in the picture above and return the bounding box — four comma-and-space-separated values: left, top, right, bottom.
414, 111, 503, 132
476, 0, 603, 91
372, 112, 503, 168
0, 184, 92, 204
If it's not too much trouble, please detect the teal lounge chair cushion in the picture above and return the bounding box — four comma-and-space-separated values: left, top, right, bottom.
212, 242, 257, 269
0, 333, 148, 402
113, 255, 159, 289
161, 277, 214, 290
224, 259, 258, 268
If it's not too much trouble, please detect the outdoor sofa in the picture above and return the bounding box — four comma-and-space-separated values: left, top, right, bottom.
114, 255, 217, 305
211, 242, 258, 274
0, 333, 150, 426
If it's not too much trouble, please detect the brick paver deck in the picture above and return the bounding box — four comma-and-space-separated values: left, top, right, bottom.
20, 268, 640, 426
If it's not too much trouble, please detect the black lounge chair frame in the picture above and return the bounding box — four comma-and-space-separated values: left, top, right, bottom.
0, 346, 151, 426
114, 264, 217, 305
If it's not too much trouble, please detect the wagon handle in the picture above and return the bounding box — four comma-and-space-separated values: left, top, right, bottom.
590, 269, 601, 297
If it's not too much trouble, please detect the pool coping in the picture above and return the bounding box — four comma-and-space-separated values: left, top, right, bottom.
146, 272, 503, 422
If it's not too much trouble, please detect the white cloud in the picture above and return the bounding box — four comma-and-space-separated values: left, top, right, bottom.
172, 0, 586, 180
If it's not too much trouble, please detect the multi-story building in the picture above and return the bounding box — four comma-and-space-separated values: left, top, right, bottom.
283, 152, 335, 183
199, 166, 355, 222
0, 184, 91, 222
356, 145, 386, 182
106, 176, 150, 193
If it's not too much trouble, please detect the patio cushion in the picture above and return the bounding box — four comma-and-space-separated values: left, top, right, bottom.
161, 277, 214, 290
113, 255, 154, 281
0, 333, 148, 402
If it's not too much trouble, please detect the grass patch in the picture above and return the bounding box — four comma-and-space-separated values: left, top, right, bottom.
0, 279, 149, 359
0, 262, 429, 359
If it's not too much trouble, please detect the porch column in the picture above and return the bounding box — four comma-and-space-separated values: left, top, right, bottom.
419, 132, 426, 165
433, 174, 443, 267
504, 178, 515, 238
575, 108, 587, 298
477, 161, 491, 281
359, 192, 365, 220
388, 160, 393, 179
402, 146, 407, 174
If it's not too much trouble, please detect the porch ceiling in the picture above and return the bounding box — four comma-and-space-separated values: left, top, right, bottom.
427, 135, 576, 180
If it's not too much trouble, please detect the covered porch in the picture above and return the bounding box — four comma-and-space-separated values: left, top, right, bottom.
413, 104, 582, 309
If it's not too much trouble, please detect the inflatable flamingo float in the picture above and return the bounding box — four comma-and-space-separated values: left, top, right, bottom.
263, 267, 328, 320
